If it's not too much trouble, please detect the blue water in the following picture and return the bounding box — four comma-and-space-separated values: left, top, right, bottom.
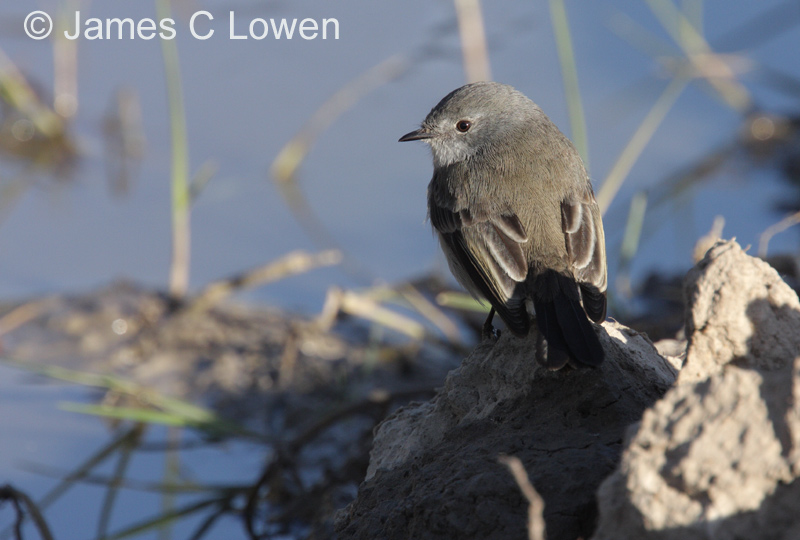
1, 0, 799, 537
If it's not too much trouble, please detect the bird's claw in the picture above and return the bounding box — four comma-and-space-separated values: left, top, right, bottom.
482, 322, 501, 341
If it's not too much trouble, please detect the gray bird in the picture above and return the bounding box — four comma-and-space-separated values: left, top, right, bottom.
399, 81, 607, 368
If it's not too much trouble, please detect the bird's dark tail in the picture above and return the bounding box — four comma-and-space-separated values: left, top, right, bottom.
532, 272, 605, 368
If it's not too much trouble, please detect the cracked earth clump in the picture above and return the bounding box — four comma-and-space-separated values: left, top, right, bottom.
337, 240, 800, 540
335, 321, 676, 539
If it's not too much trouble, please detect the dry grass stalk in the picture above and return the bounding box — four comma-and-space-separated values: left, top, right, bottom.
191, 249, 342, 313
498, 454, 546, 540
453, 0, 492, 83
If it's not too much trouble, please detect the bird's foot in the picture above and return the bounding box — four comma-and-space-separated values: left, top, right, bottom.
481, 307, 500, 341
482, 322, 501, 341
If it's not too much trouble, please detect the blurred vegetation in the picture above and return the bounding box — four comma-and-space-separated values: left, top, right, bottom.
1, 0, 799, 539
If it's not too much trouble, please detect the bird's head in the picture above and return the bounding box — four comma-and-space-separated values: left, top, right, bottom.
399, 81, 539, 169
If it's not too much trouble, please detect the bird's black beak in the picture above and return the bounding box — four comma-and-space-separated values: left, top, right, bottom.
399, 128, 433, 142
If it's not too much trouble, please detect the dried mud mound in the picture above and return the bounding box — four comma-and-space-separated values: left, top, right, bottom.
336, 240, 800, 540
336, 321, 676, 539
594, 241, 800, 540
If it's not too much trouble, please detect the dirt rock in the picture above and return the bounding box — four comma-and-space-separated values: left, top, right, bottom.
680, 240, 800, 383
593, 240, 800, 540
335, 321, 675, 540
593, 358, 800, 540
338, 239, 800, 540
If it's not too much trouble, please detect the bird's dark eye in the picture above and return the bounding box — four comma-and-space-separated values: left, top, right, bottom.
456, 120, 472, 133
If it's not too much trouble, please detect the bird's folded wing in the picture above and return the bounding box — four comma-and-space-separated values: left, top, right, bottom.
561, 191, 607, 322
430, 198, 531, 334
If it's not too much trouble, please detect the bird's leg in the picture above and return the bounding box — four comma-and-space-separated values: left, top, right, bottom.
482, 307, 500, 340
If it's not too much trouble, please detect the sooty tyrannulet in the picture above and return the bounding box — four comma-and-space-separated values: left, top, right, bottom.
400, 81, 607, 369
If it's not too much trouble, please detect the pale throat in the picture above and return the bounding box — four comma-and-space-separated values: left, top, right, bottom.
430, 139, 476, 168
